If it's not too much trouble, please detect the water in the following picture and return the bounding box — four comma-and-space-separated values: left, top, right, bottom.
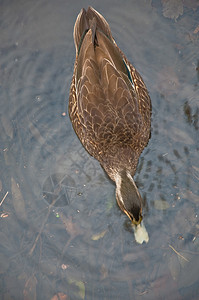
1, 0, 199, 299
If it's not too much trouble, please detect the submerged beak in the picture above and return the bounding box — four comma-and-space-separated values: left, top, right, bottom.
132, 222, 149, 244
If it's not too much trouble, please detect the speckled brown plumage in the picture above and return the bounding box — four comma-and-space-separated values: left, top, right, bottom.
69, 7, 151, 181
68, 7, 151, 224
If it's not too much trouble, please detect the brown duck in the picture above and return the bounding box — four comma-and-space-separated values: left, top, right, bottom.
69, 7, 151, 225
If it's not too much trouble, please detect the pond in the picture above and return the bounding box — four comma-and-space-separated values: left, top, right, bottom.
0, 0, 199, 299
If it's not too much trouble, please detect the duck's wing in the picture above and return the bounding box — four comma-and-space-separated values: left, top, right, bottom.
69, 7, 151, 157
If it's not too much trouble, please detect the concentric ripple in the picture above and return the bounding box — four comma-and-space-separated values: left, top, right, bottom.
1, 1, 199, 299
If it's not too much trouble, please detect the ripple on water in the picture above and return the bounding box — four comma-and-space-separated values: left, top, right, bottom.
1, 1, 199, 299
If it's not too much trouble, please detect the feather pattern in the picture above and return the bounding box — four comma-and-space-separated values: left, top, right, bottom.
69, 7, 151, 225
69, 7, 151, 180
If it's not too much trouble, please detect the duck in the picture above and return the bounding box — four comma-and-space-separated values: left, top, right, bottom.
69, 7, 151, 226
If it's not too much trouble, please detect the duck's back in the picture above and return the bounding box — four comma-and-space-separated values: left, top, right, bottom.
69, 7, 151, 177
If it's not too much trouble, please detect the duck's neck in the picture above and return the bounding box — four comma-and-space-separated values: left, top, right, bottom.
114, 170, 143, 224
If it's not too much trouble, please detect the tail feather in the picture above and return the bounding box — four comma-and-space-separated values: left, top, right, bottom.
73, 6, 113, 53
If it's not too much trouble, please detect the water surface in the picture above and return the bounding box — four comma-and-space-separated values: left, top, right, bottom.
1, 0, 199, 299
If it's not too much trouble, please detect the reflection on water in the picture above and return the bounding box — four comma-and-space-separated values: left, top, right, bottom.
0, 0, 199, 299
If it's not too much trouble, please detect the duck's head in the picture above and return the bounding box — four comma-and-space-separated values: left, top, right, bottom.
114, 170, 143, 225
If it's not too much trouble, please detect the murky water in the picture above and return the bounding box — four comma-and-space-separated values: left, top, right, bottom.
1, 0, 199, 299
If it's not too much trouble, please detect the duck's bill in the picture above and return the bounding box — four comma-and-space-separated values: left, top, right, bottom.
132, 222, 149, 244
